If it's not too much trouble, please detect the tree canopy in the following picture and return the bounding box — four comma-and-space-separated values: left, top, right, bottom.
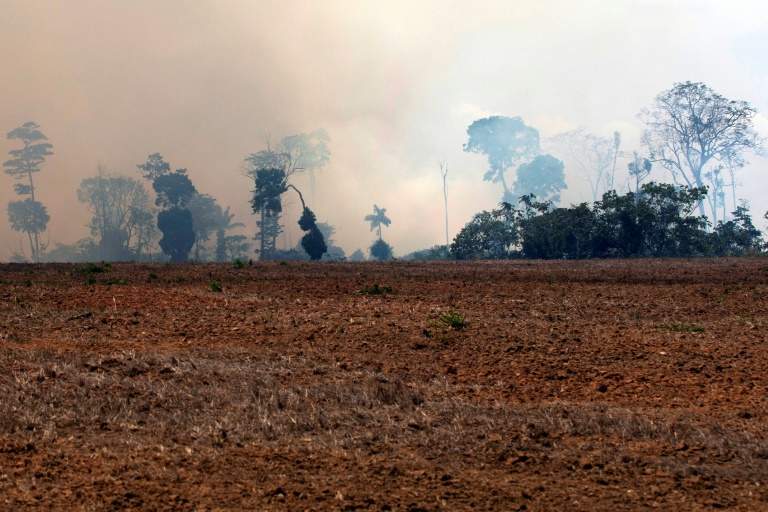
464, 116, 540, 201
513, 154, 567, 204
365, 204, 391, 240
4, 122, 53, 261
639, 81, 764, 218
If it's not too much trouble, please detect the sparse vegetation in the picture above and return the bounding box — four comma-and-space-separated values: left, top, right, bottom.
0, 259, 766, 510
209, 280, 223, 292
358, 283, 394, 295
437, 309, 468, 329
76, 261, 111, 274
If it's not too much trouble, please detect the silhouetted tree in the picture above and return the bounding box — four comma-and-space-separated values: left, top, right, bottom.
464, 116, 540, 202
214, 206, 247, 262
513, 154, 567, 204
4, 122, 53, 261
188, 193, 223, 261
627, 151, 653, 193
138, 154, 197, 262
348, 249, 366, 262
77, 166, 156, 261
369, 239, 394, 260
639, 81, 764, 218
250, 167, 287, 260
289, 184, 327, 261
157, 208, 195, 262
711, 201, 763, 255
365, 204, 391, 240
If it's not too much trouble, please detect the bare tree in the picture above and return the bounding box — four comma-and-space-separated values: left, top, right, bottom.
439, 161, 448, 247
550, 127, 616, 201
639, 81, 764, 218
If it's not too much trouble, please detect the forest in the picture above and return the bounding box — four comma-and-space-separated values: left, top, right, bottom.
4, 81, 767, 263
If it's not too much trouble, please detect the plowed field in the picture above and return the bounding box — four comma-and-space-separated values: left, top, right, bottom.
0, 258, 767, 510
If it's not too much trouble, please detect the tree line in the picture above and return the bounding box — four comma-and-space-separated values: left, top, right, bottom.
449, 184, 764, 260
3, 81, 766, 262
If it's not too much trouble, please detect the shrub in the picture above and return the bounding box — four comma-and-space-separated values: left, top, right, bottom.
359, 284, 394, 295
369, 239, 394, 260
438, 310, 468, 329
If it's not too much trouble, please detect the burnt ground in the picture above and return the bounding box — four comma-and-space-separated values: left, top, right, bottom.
0, 258, 767, 510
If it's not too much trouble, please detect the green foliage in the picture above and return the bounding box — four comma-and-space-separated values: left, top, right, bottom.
450, 182, 763, 260
369, 239, 394, 260
451, 203, 521, 260
403, 245, 450, 260
209, 281, 223, 292
77, 262, 111, 274
233, 258, 245, 268
359, 284, 394, 295
437, 310, 468, 329
710, 201, 763, 255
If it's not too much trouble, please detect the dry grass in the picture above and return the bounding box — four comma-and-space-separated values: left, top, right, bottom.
1, 346, 766, 483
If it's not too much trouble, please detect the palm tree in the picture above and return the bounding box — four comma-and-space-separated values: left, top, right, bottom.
364, 204, 391, 240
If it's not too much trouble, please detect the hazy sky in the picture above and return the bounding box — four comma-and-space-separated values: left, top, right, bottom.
2, 0, 768, 260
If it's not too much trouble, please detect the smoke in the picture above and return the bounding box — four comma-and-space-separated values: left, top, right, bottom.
2, 0, 768, 260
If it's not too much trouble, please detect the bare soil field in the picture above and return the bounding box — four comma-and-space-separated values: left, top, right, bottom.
0, 258, 767, 511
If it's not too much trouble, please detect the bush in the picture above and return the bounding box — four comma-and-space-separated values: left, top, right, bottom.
369, 239, 394, 260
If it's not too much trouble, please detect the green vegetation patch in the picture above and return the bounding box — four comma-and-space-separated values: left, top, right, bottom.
358, 284, 394, 295
437, 310, 469, 329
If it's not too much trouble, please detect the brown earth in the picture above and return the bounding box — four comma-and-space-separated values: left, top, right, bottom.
0, 258, 767, 511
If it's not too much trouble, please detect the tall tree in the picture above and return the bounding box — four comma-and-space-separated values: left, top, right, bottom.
213, 206, 247, 262
77, 166, 156, 261
365, 204, 391, 240
188, 193, 223, 261
464, 116, 540, 202
513, 154, 567, 204
627, 151, 653, 193
250, 167, 287, 260
243, 130, 330, 258
137, 154, 197, 262
639, 81, 764, 218
4, 122, 53, 261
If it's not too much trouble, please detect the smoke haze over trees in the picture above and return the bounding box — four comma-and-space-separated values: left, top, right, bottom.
2, 2, 768, 260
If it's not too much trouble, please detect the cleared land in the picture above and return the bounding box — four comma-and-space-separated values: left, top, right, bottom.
0, 258, 767, 510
